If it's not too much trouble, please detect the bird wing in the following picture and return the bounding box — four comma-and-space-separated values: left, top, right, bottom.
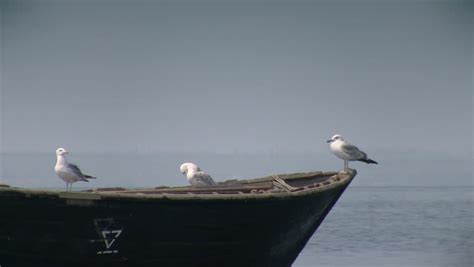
340, 143, 366, 159
191, 172, 216, 186
66, 163, 89, 181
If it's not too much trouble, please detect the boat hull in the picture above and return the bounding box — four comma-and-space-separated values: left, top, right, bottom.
0, 171, 354, 267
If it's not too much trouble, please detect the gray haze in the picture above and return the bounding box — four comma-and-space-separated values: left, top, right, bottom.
1, 0, 472, 187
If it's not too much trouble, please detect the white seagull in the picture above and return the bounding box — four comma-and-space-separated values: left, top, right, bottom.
327, 134, 377, 171
55, 148, 96, 191
179, 162, 216, 186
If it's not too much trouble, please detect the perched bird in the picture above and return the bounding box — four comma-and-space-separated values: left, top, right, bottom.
327, 134, 377, 171
54, 148, 96, 191
179, 162, 216, 186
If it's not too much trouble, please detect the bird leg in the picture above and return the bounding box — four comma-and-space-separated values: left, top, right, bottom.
344, 160, 348, 171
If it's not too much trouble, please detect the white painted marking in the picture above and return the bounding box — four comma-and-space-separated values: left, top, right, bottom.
97, 250, 118, 255
101, 230, 122, 249
94, 218, 124, 255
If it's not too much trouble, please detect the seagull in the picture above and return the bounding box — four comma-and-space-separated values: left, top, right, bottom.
54, 148, 96, 191
179, 162, 216, 186
327, 134, 377, 171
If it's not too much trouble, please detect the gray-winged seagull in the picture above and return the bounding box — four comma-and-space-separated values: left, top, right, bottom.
179, 162, 216, 186
327, 134, 377, 171
55, 148, 96, 191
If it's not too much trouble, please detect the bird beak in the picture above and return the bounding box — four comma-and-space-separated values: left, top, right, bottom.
326, 139, 332, 143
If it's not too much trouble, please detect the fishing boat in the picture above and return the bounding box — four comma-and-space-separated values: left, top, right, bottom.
0, 169, 356, 267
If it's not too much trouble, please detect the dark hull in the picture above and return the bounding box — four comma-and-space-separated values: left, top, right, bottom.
0, 171, 355, 267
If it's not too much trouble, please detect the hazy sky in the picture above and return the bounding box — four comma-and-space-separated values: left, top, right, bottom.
0, 0, 472, 186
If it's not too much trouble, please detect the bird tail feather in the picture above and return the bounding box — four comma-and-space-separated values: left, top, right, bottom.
84, 175, 96, 179
359, 158, 378, 164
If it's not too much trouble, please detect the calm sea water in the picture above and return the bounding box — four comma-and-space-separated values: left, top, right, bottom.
294, 186, 473, 267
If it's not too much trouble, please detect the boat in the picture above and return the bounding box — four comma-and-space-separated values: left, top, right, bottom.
0, 169, 356, 267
